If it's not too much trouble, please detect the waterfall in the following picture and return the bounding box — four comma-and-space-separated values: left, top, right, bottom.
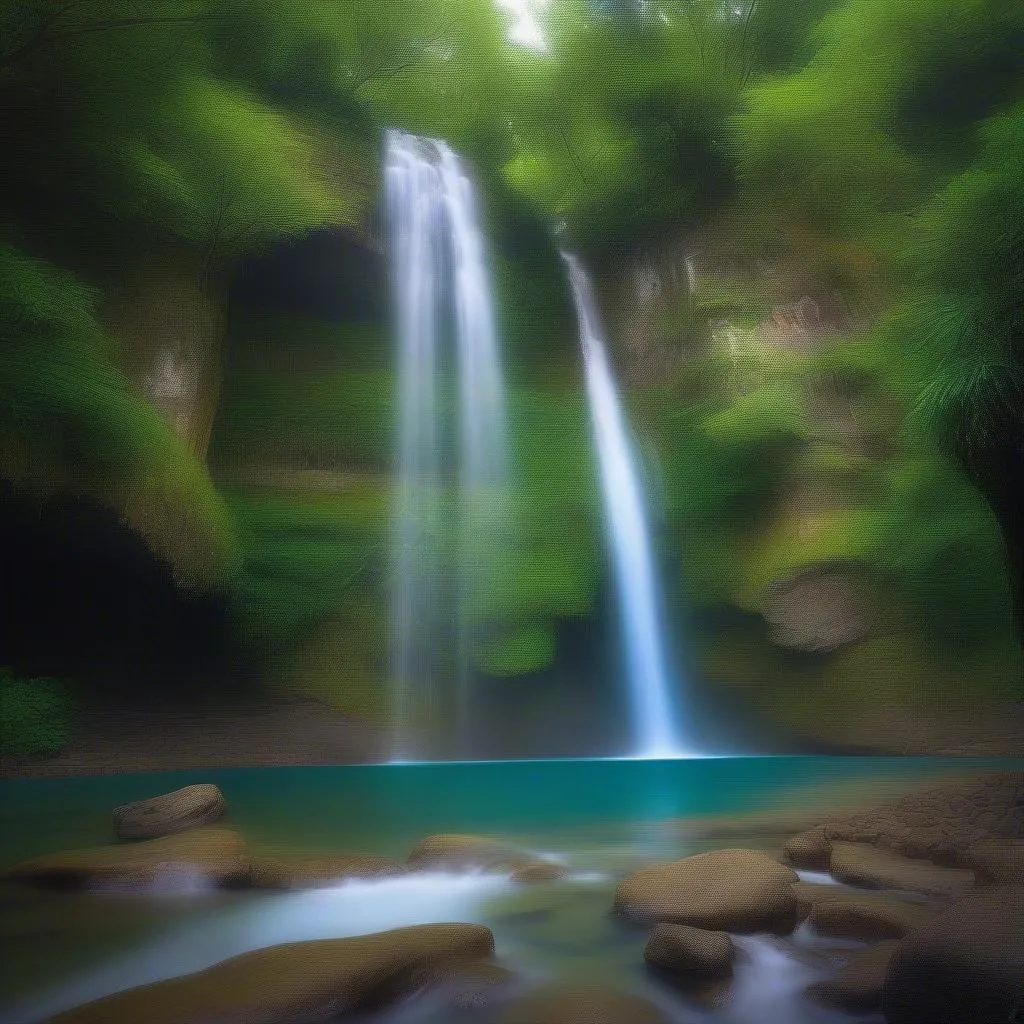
561, 252, 690, 758
385, 131, 508, 760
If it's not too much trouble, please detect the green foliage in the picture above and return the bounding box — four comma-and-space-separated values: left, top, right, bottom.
0, 247, 235, 581
0, 670, 71, 757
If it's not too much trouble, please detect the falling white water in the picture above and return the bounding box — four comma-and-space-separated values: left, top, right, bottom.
561, 252, 689, 759
385, 131, 509, 760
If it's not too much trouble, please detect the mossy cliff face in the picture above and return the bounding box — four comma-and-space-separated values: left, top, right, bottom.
593, 228, 1021, 751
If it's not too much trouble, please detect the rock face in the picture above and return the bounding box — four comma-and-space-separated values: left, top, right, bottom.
4, 828, 247, 889
44, 923, 495, 1024
804, 891, 934, 941
112, 784, 227, 841
807, 940, 898, 1012
963, 837, 1024, 883
243, 854, 406, 889
499, 983, 670, 1024
644, 922, 734, 983
883, 885, 1024, 1024
614, 849, 799, 933
763, 569, 870, 652
784, 771, 1024, 868
828, 842, 975, 897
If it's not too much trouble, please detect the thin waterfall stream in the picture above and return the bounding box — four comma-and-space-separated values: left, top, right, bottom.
562, 251, 691, 758
385, 131, 509, 760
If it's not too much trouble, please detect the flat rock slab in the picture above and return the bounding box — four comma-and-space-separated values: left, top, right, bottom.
829, 842, 975, 896
805, 891, 935, 941
500, 983, 670, 1024
4, 828, 247, 889
807, 940, 899, 1012
45, 923, 495, 1024
243, 854, 406, 889
112, 784, 226, 841
408, 834, 530, 870
644, 922, 734, 981
614, 848, 799, 933
883, 885, 1024, 1024
964, 837, 1024, 883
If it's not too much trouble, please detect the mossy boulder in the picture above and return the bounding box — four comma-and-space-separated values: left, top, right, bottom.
242, 854, 406, 889
407, 834, 530, 871
499, 983, 670, 1024
4, 828, 247, 890
112, 784, 226, 841
614, 849, 799, 933
44, 923, 495, 1024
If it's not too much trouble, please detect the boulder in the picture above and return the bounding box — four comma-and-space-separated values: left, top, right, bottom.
4, 828, 248, 890
801, 771, 1023, 865
614, 849, 799, 933
784, 828, 832, 870
44, 923, 495, 1024
242, 854, 406, 889
408, 834, 530, 871
112, 784, 226, 841
510, 861, 569, 884
829, 842, 975, 896
644, 922, 734, 983
806, 940, 898, 1012
763, 569, 870, 653
499, 983, 670, 1024
806, 892, 934, 941
410, 960, 517, 1010
883, 885, 1024, 1024
963, 837, 1024, 884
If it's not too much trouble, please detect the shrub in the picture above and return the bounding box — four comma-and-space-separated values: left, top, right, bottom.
0, 671, 71, 757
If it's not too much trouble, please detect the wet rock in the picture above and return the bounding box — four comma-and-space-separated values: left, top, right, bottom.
807, 940, 898, 1012
4, 828, 248, 890
112, 784, 226, 841
799, 771, 1023, 865
829, 842, 975, 896
644, 922, 734, 983
763, 569, 870, 652
963, 837, 1024, 883
499, 983, 670, 1024
44, 923, 495, 1024
614, 848, 799, 933
408, 833, 529, 871
410, 960, 517, 1010
883, 885, 1024, 1024
510, 861, 569, 884
784, 827, 832, 869
242, 854, 406, 889
806, 892, 934, 941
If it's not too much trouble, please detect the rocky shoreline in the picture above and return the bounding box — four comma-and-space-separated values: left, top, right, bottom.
2, 771, 1021, 1023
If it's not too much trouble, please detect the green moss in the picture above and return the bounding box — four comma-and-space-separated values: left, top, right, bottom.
0, 672, 71, 757
473, 620, 558, 676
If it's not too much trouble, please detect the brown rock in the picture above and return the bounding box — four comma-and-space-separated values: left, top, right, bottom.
510, 861, 569, 884
499, 983, 670, 1024
242, 854, 407, 889
806, 893, 934, 941
644, 922, 734, 982
408, 834, 529, 871
410, 960, 516, 1010
4, 828, 247, 890
828, 842, 975, 896
883, 885, 1024, 1024
614, 848, 799, 933
807, 940, 898, 1012
44, 923, 495, 1024
784, 828, 832, 869
963, 837, 1024, 883
112, 784, 226, 841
